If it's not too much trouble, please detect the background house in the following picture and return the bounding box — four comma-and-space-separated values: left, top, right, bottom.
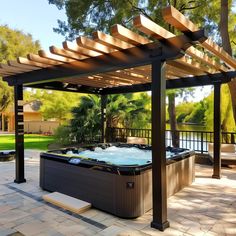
0, 100, 59, 134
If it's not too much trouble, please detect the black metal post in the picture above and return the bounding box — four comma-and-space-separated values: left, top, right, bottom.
101, 95, 107, 143
14, 84, 26, 183
212, 82, 221, 179
151, 60, 169, 231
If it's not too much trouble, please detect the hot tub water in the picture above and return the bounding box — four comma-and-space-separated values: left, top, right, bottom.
67, 146, 176, 166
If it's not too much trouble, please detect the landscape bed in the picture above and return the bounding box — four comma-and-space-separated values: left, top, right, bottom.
40, 143, 195, 218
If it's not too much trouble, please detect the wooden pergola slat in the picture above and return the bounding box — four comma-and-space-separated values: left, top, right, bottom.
0, 64, 31, 73
0, 69, 15, 76
27, 53, 62, 66
63, 41, 102, 57
111, 24, 151, 45
106, 71, 150, 83
64, 74, 129, 88
168, 60, 204, 76
17, 57, 50, 68
134, 14, 229, 72
76, 36, 116, 54
50, 46, 88, 60
8, 61, 41, 71
63, 77, 109, 88
176, 56, 215, 74
186, 47, 228, 72
162, 6, 236, 69
93, 31, 134, 50
86, 75, 130, 86
38, 50, 76, 63
96, 74, 136, 84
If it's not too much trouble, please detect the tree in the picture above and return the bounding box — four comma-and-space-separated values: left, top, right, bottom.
0, 25, 40, 63
30, 90, 82, 123
71, 95, 101, 142
219, 0, 236, 132
204, 87, 235, 132
48, 0, 208, 40
0, 25, 40, 111
70, 93, 151, 143
106, 93, 150, 128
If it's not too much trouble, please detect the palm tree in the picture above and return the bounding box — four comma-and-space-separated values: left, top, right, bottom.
70, 93, 151, 143
71, 95, 101, 143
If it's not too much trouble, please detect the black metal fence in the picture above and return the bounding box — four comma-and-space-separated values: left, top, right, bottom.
107, 127, 236, 153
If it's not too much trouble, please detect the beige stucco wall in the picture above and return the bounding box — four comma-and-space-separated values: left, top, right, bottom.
24, 121, 59, 134
1, 112, 43, 132
24, 112, 42, 121
1, 101, 60, 134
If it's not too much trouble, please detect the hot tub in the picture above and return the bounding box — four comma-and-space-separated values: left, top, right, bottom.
0, 150, 15, 162
40, 143, 195, 218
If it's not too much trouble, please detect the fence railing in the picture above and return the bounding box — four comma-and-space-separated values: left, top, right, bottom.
106, 127, 236, 153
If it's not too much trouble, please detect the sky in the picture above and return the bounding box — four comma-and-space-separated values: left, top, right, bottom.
0, 0, 212, 101
0, 0, 67, 50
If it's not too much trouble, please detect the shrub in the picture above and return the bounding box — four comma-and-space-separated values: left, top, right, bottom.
54, 125, 74, 146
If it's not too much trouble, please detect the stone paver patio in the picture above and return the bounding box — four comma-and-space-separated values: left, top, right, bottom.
0, 150, 236, 236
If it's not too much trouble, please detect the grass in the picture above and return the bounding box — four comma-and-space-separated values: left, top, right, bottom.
0, 134, 56, 150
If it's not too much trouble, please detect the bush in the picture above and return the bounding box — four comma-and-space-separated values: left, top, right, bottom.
54, 125, 74, 146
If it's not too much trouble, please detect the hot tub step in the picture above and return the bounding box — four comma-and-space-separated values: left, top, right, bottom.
43, 192, 91, 214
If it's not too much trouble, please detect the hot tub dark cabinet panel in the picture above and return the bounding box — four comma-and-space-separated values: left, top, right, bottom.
166, 155, 195, 197
40, 147, 195, 218
40, 157, 151, 218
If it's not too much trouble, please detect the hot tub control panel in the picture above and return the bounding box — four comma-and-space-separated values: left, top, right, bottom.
69, 158, 81, 165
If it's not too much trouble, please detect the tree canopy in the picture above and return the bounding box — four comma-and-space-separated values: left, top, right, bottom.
0, 25, 40, 63
27, 89, 82, 123
0, 25, 41, 112
49, 0, 236, 48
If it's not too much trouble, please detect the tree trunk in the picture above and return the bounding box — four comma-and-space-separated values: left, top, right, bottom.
221, 97, 231, 143
220, 0, 236, 127
168, 94, 179, 147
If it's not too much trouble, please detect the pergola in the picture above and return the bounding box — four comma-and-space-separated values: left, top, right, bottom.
1, 6, 236, 231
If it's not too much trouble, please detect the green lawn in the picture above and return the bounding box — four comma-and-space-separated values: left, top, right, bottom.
0, 134, 56, 150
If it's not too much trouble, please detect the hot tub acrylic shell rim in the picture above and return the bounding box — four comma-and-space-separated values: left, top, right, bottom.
40, 144, 195, 218
41, 143, 195, 175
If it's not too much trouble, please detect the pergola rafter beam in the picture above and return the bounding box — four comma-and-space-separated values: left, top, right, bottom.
93, 31, 134, 50
111, 24, 151, 45
100, 71, 236, 94
63, 41, 102, 57
27, 71, 235, 95
76, 36, 116, 54
8, 61, 41, 71
4, 30, 205, 86
49, 46, 88, 60
17, 57, 50, 68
